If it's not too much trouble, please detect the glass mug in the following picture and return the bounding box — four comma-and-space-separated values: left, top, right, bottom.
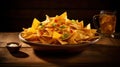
93, 10, 116, 38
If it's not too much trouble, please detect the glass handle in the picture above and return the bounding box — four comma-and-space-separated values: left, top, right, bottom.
93, 15, 100, 33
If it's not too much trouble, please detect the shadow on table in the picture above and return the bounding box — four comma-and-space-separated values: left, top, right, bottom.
33, 49, 86, 66
33, 44, 120, 67
9, 51, 29, 58
34, 49, 83, 58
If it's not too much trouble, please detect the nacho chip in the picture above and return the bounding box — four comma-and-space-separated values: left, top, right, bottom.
21, 12, 98, 45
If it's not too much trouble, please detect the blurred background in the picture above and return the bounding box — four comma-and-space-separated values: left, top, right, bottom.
1, 0, 119, 32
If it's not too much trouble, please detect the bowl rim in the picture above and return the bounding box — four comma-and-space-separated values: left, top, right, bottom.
6, 42, 21, 47
18, 32, 100, 47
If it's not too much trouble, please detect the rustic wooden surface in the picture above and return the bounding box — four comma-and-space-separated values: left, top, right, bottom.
0, 32, 120, 67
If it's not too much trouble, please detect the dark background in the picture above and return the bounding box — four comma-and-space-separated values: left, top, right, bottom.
1, 0, 119, 32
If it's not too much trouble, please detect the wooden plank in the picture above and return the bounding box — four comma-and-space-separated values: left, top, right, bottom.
0, 32, 30, 47
0, 32, 120, 66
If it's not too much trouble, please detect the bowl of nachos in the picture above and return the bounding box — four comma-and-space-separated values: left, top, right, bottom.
19, 12, 100, 52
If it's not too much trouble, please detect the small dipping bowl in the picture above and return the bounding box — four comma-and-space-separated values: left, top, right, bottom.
6, 42, 21, 53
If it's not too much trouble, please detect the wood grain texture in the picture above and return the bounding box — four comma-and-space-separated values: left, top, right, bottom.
0, 32, 120, 67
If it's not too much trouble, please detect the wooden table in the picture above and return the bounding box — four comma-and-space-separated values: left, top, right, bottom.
0, 32, 120, 67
